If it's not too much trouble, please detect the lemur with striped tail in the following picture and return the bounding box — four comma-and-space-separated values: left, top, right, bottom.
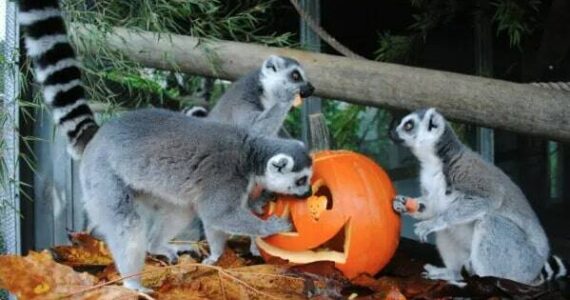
390, 108, 568, 285
19, 0, 313, 292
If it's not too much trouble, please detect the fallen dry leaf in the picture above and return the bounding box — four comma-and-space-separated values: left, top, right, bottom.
214, 248, 248, 269
51, 232, 113, 267
0, 250, 136, 300
156, 263, 310, 300
1, 233, 566, 300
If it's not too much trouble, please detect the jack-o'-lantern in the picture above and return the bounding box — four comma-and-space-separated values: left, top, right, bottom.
256, 150, 400, 279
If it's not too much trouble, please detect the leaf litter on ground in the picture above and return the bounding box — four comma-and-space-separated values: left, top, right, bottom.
0, 234, 568, 299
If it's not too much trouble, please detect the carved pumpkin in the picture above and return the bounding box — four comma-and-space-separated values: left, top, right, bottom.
256, 150, 400, 279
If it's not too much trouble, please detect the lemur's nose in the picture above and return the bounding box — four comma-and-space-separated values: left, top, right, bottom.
295, 187, 313, 199
300, 82, 315, 98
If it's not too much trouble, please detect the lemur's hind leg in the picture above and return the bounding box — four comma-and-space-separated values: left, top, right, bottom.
202, 226, 228, 265
471, 215, 545, 284
423, 231, 470, 283
145, 200, 198, 264
83, 174, 150, 293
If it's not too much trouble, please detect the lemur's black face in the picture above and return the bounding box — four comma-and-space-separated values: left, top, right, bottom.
389, 108, 445, 150
291, 69, 314, 98
260, 152, 313, 198
288, 67, 314, 98
260, 55, 315, 100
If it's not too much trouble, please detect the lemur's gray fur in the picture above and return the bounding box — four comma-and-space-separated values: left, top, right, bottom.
19, 1, 314, 292
186, 55, 314, 255
81, 109, 312, 291
390, 108, 568, 285
191, 55, 314, 136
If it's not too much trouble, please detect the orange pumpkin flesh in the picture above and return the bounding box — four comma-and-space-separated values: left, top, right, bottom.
256, 150, 401, 279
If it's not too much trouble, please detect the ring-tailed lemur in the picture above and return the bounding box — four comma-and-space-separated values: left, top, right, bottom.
389, 108, 568, 285
19, 0, 313, 292
208, 55, 314, 205
186, 56, 314, 255
196, 55, 314, 136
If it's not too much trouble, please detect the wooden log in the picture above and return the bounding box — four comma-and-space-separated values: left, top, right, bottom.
72, 24, 570, 142
309, 113, 331, 151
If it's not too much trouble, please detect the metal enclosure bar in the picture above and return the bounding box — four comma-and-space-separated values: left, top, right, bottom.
300, 0, 322, 145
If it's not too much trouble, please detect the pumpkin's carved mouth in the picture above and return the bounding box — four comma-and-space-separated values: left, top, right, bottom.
257, 179, 351, 263
256, 218, 351, 264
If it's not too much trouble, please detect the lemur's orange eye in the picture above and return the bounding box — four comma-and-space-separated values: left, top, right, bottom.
291, 70, 301, 81
404, 120, 414, 131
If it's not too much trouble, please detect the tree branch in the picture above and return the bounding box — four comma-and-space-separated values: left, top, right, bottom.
72, 24, 570, 142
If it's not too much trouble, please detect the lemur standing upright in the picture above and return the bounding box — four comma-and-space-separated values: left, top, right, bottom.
207, 55, 314, 136
390, 108, 568, 285
19, 0, 314, 292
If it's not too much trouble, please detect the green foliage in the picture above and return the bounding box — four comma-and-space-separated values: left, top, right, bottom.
285, 101, 369, 150
284, 106, 303, 138
374, 32, 414, 63
492, 0, 540, 48
63, 0, 294, 111
283, 101, 394, 163
374, 0, 542, 64
409, 0, 462, 40
323, 102, 367, 150
373, 0, 464, 65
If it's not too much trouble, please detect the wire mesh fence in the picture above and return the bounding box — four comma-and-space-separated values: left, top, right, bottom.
1, 1, 21, 257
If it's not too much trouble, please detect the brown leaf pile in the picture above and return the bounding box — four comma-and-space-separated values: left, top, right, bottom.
0, 234, 567, 300
50, 232, 113, 267
0, 250, 139, 299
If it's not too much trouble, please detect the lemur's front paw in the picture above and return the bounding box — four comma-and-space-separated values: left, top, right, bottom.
393, 195, 423, 214
262, 216, 292, 236
414, 219, 445, 242
174, 243, 208, 258
250, 193, 277, 215
251, 201, 267, 215
202, 256, 219, 265
392, 195, 409, 214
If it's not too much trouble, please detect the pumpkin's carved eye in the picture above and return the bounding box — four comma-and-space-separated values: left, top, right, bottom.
314, 184, 333, 210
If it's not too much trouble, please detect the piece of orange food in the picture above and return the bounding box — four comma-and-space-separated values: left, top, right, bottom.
293, 94, 303, 107
405, 198, 419, 213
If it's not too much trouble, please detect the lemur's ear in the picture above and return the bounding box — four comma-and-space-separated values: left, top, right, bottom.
296, 140, 308, 149
262, 55, 285, 73
268, 154, 294, 174
184, 106, 208, 118
426, 108, 443, 132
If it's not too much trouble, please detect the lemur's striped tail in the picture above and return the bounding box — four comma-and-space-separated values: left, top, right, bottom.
540, 255, 568, 282
19, 0, 98, 159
